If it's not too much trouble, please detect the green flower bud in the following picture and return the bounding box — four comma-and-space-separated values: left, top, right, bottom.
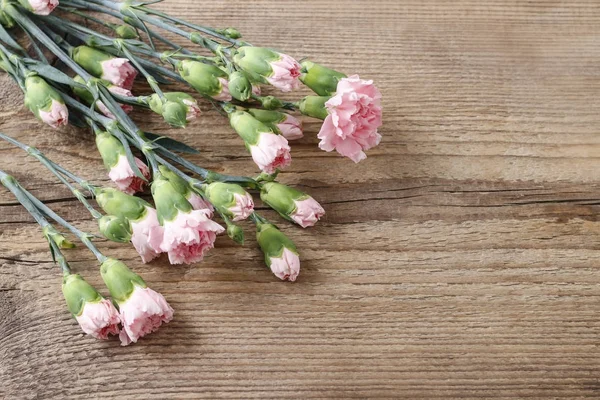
23, 75, 67, 122
98, 215, 132, 243
228, 71, 253, 101
256, 222, 300, 281
177, 60, 228, 98
229, 110, 274, 145
96, 187, 150, 220
220, 27, 242, 39
248, 108, 286, 125
298, 96, 330, 120
114, 24, 138, 39
300, 61, 347, 96
204, 182, 253, 221
95, 130, 125, 169
156, 165, 191, 197
43, 225, 76, 249
232, 46, 280, 83
72, 75, 95, 105
100, 258, 146, 303
62, 274, 103, 317
72, 46, 114, 78
151, 174, 193, 223
258, 95, 284, 110
260, 182, 305, 216
0, 11, 15, 28
226, 223, 244, 244
148, 92, 199, 128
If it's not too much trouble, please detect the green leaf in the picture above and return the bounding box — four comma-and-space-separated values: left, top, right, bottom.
144, 132, 199, 154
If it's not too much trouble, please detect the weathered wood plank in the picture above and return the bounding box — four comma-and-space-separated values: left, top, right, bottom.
2, 0, 600, 398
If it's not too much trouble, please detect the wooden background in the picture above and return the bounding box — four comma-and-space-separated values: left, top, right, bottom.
2, 0, 600, 398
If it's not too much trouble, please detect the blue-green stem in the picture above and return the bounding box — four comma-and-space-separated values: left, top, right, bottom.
0, 170, 72, 274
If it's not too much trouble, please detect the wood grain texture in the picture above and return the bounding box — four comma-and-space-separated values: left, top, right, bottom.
2, 0, 600, 398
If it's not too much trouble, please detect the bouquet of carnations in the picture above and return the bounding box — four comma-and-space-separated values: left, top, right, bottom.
0, 0, 382, 345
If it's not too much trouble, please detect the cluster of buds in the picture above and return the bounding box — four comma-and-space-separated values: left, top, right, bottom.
62, 259, 173, 345
0, 0, 383, 347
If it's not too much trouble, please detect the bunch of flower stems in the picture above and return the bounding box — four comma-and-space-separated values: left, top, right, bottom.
0, 0, 382, 344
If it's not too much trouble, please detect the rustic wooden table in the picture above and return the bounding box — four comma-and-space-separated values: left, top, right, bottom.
2, 0, 600, 398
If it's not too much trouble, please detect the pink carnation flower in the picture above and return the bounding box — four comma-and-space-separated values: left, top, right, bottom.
212, 77, 232, 101
118, 285, 174, 346
291, 197, 325, 228
131, 207, 163, 263
266, 54, 301, 92
317, 75, 382, 163
100, 58, 138, 89
108, 155, 150, 195
75, 299, 121, 340
270, 248, 300, 282
187, 193, 215, 217
183, 99, 201, 121
278, 114, 303, 141
229, 192, 254, 221
38, 99, 68, 128
158, 209, 225, 265
97, 86, 134, 119
28, 0, 58, 15
249, 132, 291, 174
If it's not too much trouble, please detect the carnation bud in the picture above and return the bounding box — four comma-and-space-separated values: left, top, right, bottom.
62, 273, 120, 340
229, 110, 291, 173
298, 95, 330, 120
260, 182, 325, 228
72, 46, 137, 89
114, 24, 138, 39
299, 60, 347, 96
43, 225, 75, 249
62, 274, 104, 317
100, 258, 147, 303
23, 76, 69, 128
227, 223, 244, 244
233, 46, 301, 92
98, 215, 133, 243
177, 60, 231, 100
248, 109, 303, 140
95, 130, 126, 170
0, 10, 15, 28
151, 174, 194, 224
256, 222, 300, 282
258, 95, 284, 110
219, 27, 242, 39
228, 71, 253, 102
204, 182, 254, 221
95, 187, 150, 220
18, 0, 58, 15
156, 165, 208, 210
148, 92, 200, 128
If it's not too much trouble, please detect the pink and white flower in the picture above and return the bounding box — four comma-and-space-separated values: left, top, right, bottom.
186, 193, 214, 217
131, 207, 163, 263
212, 77, 232, 101
291, 197, 325, 228
118, 285, 174, 346
317, 75, 382, 163
27, 0, 58, 15
157, 209, 225, 265
183, 99, 201, 121
266, 54, 302, 92
97, 86, 134, 119
249, 132, 291, 174
228, 192, 254, 221
278, 114, 303, 141
38, 99, 68, 128
108, 155, 150, 195
100, 58, 138, 89
75, 299, 121, 340
269, 248, 300, 282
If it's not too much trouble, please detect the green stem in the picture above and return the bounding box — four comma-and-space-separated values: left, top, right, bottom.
0, 170, 72, 274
